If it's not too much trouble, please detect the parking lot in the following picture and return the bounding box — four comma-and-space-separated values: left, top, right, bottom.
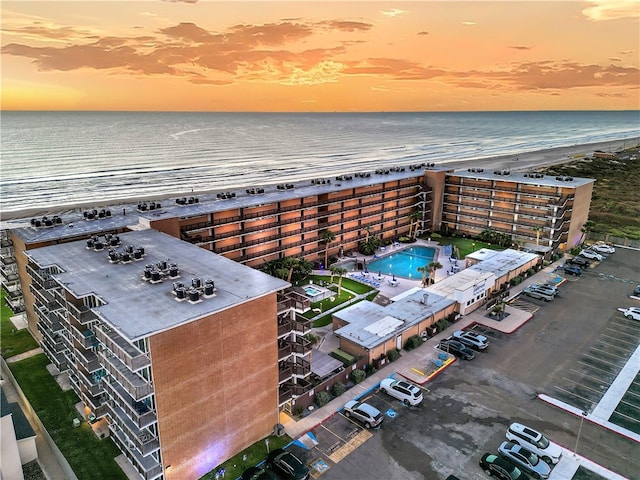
290, 247, 640, 480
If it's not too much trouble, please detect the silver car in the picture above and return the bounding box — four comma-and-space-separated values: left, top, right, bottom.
498, 441, 551, 479
343, 400, 384, 428
452, 330, 489, 350
522, 285, 555, 302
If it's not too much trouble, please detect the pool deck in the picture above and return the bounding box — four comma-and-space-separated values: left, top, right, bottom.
335, 239, 451, 297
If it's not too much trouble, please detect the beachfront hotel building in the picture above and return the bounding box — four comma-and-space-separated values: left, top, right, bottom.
22, 229, 297, 480
0, 162, 595, 480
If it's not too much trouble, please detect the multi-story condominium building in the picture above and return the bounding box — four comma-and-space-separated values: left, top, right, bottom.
1, 229, 23, 313
24, 229, 292, 480
439, 169, 593, 252
1, 162, 595, 480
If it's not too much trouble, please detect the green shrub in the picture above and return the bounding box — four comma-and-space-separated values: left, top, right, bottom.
387, 349, 400, 362
350, 369, 366, 384
435, 318, 449, 332
332, 383, 346, 397
404, 335, 423, 351
315, 391, 330, 407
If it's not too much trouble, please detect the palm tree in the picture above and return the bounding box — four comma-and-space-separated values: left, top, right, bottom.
329, 265, 339, 284
282, 257, 298, 283
533, 226, 544, 245
580, 220, 595, 245
320, 229, 336, 269
417, 265, 429, 288
334, 266, 348, 296
427, 261, 443, 285
296, 257, 314, 282
408, 211, 421, 238
364, 225, 373, 242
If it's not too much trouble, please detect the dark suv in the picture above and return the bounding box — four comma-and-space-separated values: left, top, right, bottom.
267, 449, 310, 480
568, 256, 590, 268
439, 339, 475, 360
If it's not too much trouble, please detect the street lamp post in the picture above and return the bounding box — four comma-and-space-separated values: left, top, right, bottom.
574, 411, 588, 455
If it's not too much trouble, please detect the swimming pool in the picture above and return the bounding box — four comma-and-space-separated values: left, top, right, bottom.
366, 246, 436, 280
303, 285, 324, 297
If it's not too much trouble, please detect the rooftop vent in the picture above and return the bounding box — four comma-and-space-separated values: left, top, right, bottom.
375, 168, 390, 175
216, 192, 236, 199
31, 215, 63, 228
310, 178, 331, 185
173, 277, 215, 302
141, 260, 178, 283
277, 183, 295, 190
246, 187, 266, 194
176, 197, 199, 205
137, 202, 161, 212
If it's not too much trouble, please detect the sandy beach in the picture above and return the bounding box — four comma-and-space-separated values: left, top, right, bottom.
1, 137, 636, 223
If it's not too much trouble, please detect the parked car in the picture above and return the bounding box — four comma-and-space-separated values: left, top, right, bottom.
529, 283, 558, 295
579, 250, 604, 261
380, 378, 423, 406
522, 285, 555, 301
591, 243, 615, 254
343, 400, 384, 428
498, 441, 551, 479
266, 449, 310, 480
479, 453, 529, 480
633, 285, 640, 296
563, 265, 582, 276
242, 466, 280, 480
439, 339, 475, 360
621, 307, 640, 321
568, 256, 590, 268
452, 330, 489, 350
505, 423, 562, 464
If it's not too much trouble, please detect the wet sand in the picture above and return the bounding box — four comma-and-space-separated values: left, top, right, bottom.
1, 137, 636, 222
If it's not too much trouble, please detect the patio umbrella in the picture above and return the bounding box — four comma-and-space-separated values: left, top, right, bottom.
392, 274, 396, 281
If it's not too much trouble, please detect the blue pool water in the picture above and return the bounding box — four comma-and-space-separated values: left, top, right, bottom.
366, 246, 436, 279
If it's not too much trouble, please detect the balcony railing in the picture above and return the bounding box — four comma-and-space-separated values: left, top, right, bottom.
98, 351, 154, 401
107, 403, 160, 456
102, 379, 157, 430
75, 347, 101, 373
67, 303, 98, 325
95, 325, 151, 372
110, 427, 163, 480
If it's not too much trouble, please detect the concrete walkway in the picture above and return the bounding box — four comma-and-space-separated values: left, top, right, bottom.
6, 347, 43, 363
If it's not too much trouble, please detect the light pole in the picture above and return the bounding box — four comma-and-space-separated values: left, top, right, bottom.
574, 411, 587, 455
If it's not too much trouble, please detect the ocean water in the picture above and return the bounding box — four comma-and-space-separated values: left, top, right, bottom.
1, 111, 638, 214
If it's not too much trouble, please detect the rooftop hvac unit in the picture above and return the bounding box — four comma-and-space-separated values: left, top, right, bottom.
176, 287, 186, 300
189, 289, 200, 302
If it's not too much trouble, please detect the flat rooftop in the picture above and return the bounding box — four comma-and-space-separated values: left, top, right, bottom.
454, 169, 593, 188
5, 163, 451, 242
26, 229, 289, 340
466, 248, 540, 278
334, 290, 455, 349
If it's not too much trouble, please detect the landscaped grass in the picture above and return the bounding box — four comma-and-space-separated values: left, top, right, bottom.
1, 290, 39, 358
8, 354, 127, 480
431, 236, 501, 259
200, 434, 292, 480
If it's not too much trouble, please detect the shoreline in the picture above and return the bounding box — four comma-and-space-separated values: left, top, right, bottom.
1, 136, 637, 223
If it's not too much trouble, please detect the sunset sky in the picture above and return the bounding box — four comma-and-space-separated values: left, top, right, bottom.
1, 1, 638, 112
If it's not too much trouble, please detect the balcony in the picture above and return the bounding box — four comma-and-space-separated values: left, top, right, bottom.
99, 351, 154, 401
67, 303, 98, 325
95, 325, 151, 372
76, 347, 101, 373
106, 403, 160, 456
102, 379, 157, 430
71, 323, 97, 349
278, 366, 293, 383
278, 343, 293, 361
110, 427, 163, 480
78, 369, 105, 397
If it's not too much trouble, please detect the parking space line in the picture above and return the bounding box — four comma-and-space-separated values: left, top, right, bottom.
618, 398, 640, 410
554, 385, 594, 405
581, 352, 625, 368
327, 430, 372, 464
600, 333, 638, 348
319, 424, 347, 443
593, 337, 636, 351
605, 327, 640, 340
587, 346, 628, 359
577, 360, 616, 376
562, 377, 605, 395
610, 410, 640, 425
568, 369, 611, 386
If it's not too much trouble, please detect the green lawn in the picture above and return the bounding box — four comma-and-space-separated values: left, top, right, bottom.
432, 236, 502, 259
200, 434, 292, 480
8, 354, 127, 480
1, 290, 39, 358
